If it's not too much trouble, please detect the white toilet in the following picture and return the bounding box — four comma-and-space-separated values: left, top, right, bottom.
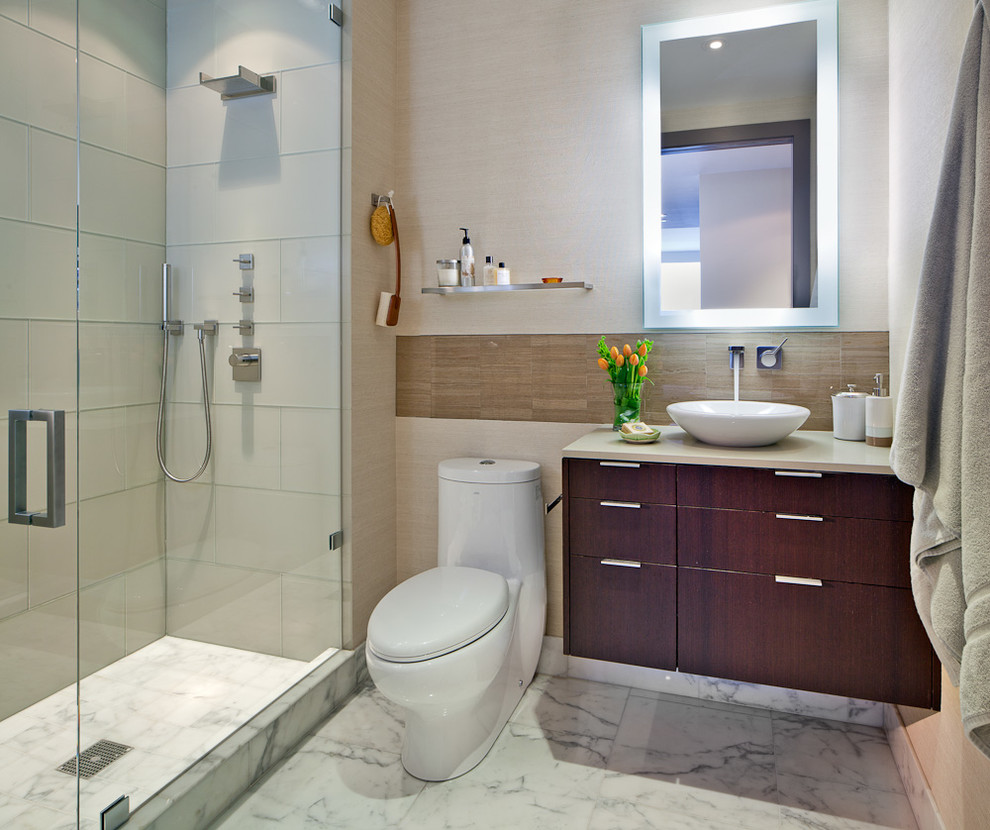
365, 457, 546, 781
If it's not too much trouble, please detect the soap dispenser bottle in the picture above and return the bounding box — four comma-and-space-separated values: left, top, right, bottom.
866, 373, 893, 447
459, 228, 475, 287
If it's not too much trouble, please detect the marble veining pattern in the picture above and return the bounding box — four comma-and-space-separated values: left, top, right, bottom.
211, 675, 919, 829
0, 636, 325, 829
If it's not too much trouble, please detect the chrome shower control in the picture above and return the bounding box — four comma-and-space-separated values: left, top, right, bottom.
229, 347, 261, 382
233, 253, 254, 269
233, 286, 254, 303
233, 320, 255, 336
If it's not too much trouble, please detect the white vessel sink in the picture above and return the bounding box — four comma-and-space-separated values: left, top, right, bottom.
666, 400, 810, 447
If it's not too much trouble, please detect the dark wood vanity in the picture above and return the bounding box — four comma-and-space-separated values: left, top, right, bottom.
562, 432, 941, 710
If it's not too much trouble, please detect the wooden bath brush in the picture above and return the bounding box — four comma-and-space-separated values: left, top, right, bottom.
371, 193, 401, 326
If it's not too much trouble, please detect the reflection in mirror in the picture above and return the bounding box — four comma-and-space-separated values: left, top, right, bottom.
643, 1, 838, 329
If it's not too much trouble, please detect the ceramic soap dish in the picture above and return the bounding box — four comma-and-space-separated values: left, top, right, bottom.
619, 423, 660, 444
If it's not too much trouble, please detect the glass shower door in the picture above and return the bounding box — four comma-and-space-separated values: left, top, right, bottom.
0, 2, 84, 827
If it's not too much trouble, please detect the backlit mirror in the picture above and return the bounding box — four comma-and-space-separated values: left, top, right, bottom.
642, 1, 838, 328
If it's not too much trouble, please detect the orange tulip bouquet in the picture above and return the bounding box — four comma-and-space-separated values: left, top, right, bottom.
596, 336, 654, 430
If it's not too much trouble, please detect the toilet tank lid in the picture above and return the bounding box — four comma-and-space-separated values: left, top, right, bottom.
439, 457, 540, 484
367, 567, 509, 662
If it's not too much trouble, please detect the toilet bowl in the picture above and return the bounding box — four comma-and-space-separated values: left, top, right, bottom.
365, 458, 546, 781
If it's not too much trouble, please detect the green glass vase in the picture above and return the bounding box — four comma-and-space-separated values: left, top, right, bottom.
611, 381, 644, 430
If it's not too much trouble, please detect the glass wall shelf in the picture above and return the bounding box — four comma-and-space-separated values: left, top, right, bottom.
422, 281, 593, 295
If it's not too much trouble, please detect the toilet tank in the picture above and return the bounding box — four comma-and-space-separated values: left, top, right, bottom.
437, 458, 544, 582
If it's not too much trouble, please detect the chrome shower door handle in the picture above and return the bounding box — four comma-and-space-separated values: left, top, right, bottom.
8, 409, 65, 528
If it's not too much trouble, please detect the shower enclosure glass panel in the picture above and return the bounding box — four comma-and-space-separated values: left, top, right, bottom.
0, 1, 84, 826
0, 1, 343, 826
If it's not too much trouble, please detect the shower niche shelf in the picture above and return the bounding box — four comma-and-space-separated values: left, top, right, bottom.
199, 66, 275, 100
422, 282, 593, 295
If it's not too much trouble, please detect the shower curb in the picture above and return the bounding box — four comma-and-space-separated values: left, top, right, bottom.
123, 646, 368, 830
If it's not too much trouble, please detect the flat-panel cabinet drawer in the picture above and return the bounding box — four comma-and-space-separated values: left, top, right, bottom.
678, 506, 911, 588
678, 568, 936, 709
570, 498, 676, 565
677, 465, 913, 520
567, 458, 675, 504
568, 556, 676, 670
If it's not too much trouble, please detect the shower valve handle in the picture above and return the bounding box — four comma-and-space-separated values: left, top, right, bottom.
233, 287, 254, 303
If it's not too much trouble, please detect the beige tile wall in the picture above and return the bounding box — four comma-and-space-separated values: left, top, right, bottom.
393, 0, 889, 338
398, 331, 889, 431
342, 0, 400, 649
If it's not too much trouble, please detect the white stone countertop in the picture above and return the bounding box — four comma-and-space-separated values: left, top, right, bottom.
562, 427, 896, 475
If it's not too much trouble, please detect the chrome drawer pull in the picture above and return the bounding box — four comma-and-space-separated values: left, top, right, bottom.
775, 513, 824, 522
775, 575, 823, 587
774, 470, 823, 478
600, 461, 641, 468
600, 500, 641, 509
601, 558, 642, 569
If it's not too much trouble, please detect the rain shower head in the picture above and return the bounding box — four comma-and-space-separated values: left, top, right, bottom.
199, 65, 275, 100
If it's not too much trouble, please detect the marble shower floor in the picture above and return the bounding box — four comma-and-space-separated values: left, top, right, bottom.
212, 673, 918, 830
0, 636, 324, 830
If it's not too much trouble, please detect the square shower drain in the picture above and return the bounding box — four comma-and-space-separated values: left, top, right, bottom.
57, 739, 133, 779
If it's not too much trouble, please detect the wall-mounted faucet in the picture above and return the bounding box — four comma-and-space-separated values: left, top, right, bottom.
728, 346, 745, 402
757, 337, 788, 370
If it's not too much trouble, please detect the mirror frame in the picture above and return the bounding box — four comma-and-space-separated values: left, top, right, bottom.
642, 0, 838, 329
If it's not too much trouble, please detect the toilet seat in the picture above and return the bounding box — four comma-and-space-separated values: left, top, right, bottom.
367, 567, 509, 663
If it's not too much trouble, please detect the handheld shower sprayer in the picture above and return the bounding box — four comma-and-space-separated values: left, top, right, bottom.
156, 263, 216, 483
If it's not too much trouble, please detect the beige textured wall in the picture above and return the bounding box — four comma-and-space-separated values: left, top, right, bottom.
343, 0, 399, 648
394, 0, 889, 336
889, 1, 990, 827
391, 0, 890, 625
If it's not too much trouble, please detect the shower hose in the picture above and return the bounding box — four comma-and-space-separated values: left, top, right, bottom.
156, 326, 213, 483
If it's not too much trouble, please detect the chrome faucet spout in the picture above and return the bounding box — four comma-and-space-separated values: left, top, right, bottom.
728, 346, 745, 370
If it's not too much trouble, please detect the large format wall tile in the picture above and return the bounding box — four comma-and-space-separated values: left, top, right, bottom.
0, 520, 27, 621
280, 236, 342, 324
0, 220, 77, 321
80, 52, 166, 165
214, 486, 341, 579
79, 234, 164, 324
280, 407, 341, 496
167, 0, 342, 89
79, 484, 163, 588
167, 81, 281, 168
281, 574, 342, 661
0, 16, 76, 137
0, 118, 28, 219
80, 144, 165, 244
165, 559, 282, 656
165, 239, 281, 323
212, 403, 280, 490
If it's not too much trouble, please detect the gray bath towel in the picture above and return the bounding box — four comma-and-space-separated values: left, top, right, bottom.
890, 0, 990, 758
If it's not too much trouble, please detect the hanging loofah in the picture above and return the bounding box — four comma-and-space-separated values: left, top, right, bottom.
371, 203, 393, 246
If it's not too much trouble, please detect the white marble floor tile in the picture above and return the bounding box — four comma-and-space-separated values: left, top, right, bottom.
589, 794, 781, 830
314, 686, 406, 754
207, 676, 918, 830
609, 694, 777, 802
777, 772, 918, 829
511, 674, 630, 740
449, 720, 610, 799
402, 777, 598, 830
772, 714, 905, 795
220, 735, 425, 830
0, 635, 328, 830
